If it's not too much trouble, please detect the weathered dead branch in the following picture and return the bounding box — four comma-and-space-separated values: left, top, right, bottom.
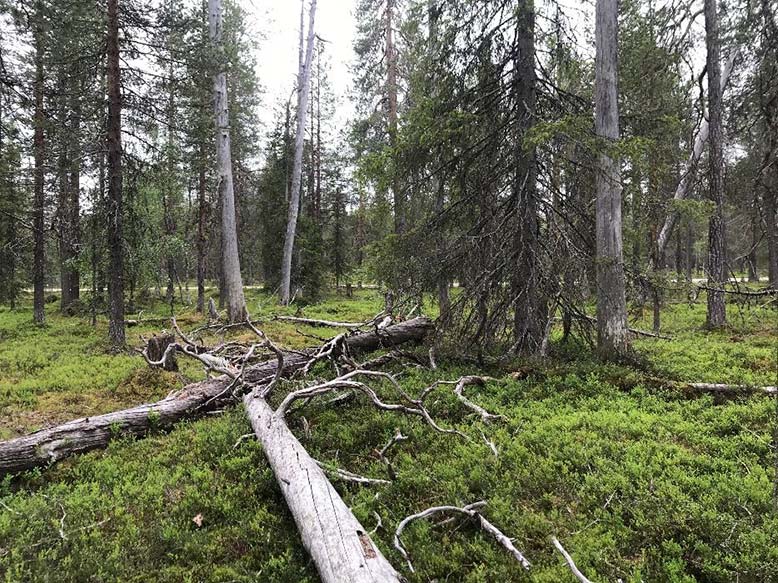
552, 537, 594, 583
274, 315, 366, 328
315, 460, 391, 485
0, 317, 433, 476
394, 501, 531, 573
375, 429, 408, 480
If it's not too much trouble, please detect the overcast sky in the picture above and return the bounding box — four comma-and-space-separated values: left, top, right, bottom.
241, 0, 358, 137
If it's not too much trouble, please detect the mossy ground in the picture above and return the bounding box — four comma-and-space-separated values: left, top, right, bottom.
1, 289, 777, 582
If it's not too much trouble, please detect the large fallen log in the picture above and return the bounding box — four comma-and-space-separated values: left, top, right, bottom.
244, 394, 403, 583
0, 317, 433, 476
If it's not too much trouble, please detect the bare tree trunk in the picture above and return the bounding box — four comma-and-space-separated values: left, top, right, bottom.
674, 230, 684, 279
387, 0, 403, 235
68, 92, 82, 305
685, 222, 694, 281
748, 192, 760, 282
32, 4, 46, 326
594, 0, 629, 355
196, 144, 207, 313
766, 175, 778, 287
107, 0, 125, 349
164, 71, 177, 314
280, 0, 317, 306
58, 79, 82, 313
704, 0, 727, 328
512, 0, 544, 355
655, 53, 737, 259
435, 179, 449, 321
244, 396, 403, 583
209, 0, 246, 321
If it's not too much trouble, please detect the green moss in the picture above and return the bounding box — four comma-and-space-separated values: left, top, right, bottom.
0, 291, 776, 581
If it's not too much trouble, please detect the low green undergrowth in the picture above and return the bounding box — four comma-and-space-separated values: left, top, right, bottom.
0, 290, 776, 582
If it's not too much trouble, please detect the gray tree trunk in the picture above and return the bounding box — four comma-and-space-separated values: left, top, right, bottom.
704, 0, 727, 328
654, 53, 737, 260
387, 0, 403, 234
244, 396, 403, 582
512, 0, 545, 355
280, 0, 317, 306
594, 0, 630, 356
765, 173, 778, 287
107, 0, 125, 349
748, 191, 760, 282
209, 0, 247, 322
196, 144, 208, 313
32, 3, 45, 326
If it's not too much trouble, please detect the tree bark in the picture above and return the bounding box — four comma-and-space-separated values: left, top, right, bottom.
209, 0, 247, 322
766, 173, 778, 287
67, 92, 82, 306
704, 0, 727, 328
654, 53, 737, 260
748, 192, 759, 282
280, 0, 317, 305
0, 317, 433, 476
32, 3, 46, 326
59, 78, 82, 313
511, 0, 544, 355
164, 69, 177, 314
106, 0, 125, 349
387, 0, 403, 235
685, 222, 694, 281
594, 0, 630, 355
196, 143, 208, 313
244, 395, 403, 582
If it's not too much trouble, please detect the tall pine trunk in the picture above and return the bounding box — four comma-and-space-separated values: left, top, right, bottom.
106, 0, 125, 349
654, 53, 737, 260
280, 0, 317, 306
704, 0, 727, 328
594, 0, 630, 355
58, 82, 82, 313
196, 143, 207, 313
32, 3, 46, 326
511, 0, 544, 355
387, 0, 402, 234
209, 0, 246, 321
766, 178, 778, 287
748, 192, 760, 282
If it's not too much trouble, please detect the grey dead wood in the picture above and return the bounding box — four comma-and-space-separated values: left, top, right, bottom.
0, 317, 433, 476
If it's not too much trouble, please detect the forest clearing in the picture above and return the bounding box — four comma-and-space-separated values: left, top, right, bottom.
1, 0, 778, 581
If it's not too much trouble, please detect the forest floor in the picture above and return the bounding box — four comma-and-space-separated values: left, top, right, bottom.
1, 288, 777, 582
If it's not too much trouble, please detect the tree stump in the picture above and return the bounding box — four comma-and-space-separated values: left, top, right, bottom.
146, 334, 178, 371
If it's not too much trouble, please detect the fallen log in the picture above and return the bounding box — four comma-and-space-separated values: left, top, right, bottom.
643, 375, 778, 396
682, 382, 777, 395
244, 394, 403, 582
274, 315, 367, 328
0, 317, 434, 476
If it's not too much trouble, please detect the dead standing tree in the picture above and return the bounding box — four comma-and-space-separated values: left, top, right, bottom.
594, 0, 630, 356
280, 0, 317, 306
209, 0, 247, 322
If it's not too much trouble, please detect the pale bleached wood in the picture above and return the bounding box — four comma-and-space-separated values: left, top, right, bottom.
594, 0, 630, 355
0, 317, 433, 476
552, 537, 594, 583
655, 52, 737, 259
280, 0, 318, 305
209, 0, 247, 322
244, 394, 403, 583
